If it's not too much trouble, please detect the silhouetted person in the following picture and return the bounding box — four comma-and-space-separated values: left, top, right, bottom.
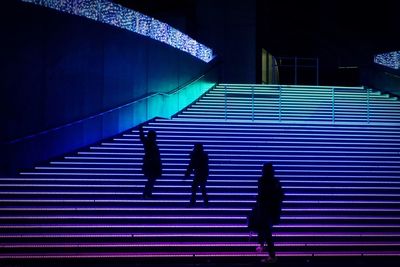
252, 162, 284, 263
185, 143, 209, 207
139, 125, 162, 199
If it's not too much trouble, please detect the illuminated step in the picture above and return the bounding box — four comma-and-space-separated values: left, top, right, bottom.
187, 106, 400, 113
211, 90, 381, 97
119, 131, 400, 140
196, 101, 398, 108
5, 177, 400, 186
37, 163, 400, 171
5, 178, 400, 186
2, 199, 400, 207
214, 87, 368, 93
19, 172, 400, 179
6, 215, 400, 222
205, 97, 388, 104
194, 101, 400, 109
102, 140, 400, 147
150, 123, 400, 133
88, 145, 400, 151
3, 241, 400, 249
152, 118, 400, 129
2, 191, 400, 198
209, 88, 373, 95
3, 231, 394, 239
162, 119, 400, 128
117, 134, 400, 141
0, 251, 313, 259
199, 96, 395, 103
48, 160, 400, 166
4, 183, 400, 191
218, 84, 365, 89
74, 151, 400, 157
177, 114, 332, 120
66, 155, 400, 161
200, 96, 386, 103
183, 110, 375, 117
1, 223, 399, 229
185, 109, 400, 118
192, 102, 374, 109
177, 114, 391, 122
94, 141, 400, 149
211, 87, 392, 94
3, 251, 400, 259
30, 167, 400, 174
2, 207, 400, 215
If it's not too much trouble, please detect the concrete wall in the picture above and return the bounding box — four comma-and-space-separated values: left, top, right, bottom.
0, 1, 215, 174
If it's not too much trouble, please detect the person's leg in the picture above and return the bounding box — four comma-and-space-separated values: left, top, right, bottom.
190, 177, 199, 206
143, 175, 156, 198
265, 223, 277, 262
200, 178, 209, 207
256, 230, 266, 252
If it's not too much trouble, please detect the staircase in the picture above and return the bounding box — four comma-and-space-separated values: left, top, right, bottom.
1, 84, 400, 261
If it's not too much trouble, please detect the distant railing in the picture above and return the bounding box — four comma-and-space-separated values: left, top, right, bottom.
220, 85, 374, 124
272, 57, 319, 85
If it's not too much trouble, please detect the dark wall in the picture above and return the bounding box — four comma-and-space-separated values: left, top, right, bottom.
114, 0, 257, 84
361, 65, 400, 97
0, 1, 209, 174
256, 0, 400, 86
195, 0, 257, 83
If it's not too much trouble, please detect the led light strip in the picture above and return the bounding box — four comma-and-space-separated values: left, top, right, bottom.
14, 176, 400, 184
151, 121, 400, 130
3, 184, 400, 190
374, 51, 400, 69
21, 0, 213, 62
49, 160, 400, 168
1, 191, 399, 197
19, 172, 400, 178
32, 166, 400, 173
89, 145, 400, 150
1, 199, 400, 204
3, 242, 400, 248
2, 223, 398, 228
1, 207, 399, 212
2, 232, 400, 238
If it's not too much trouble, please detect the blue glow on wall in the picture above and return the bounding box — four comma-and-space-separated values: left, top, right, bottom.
20, 0, 214, 63
374, 51, 400, 70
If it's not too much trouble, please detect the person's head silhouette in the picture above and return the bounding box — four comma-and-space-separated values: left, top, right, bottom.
194, 143, 204, 153
262, 162, 274, 177
147, 130, 156, 141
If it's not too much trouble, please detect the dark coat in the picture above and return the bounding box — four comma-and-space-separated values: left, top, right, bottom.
257, 176, 284, 226
248, 173, 284, 231
140, 130, 162, 178
186, 149, 209, 180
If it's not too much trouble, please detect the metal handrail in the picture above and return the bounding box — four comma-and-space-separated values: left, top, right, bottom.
3, 59, 220, 145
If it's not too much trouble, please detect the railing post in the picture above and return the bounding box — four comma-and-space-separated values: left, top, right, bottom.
332, 87, 335, 123
316, 58, 319, 85
279, 86, 282, 122
367, 87, 370, 124
224, 85, 227, 121
294, 57, 298, 85
251, 86, 254, 121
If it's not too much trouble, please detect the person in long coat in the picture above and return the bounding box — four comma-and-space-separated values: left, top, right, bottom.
185, 143, 209, 207
139, 125, 162, 199
254, 162, 284, 263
